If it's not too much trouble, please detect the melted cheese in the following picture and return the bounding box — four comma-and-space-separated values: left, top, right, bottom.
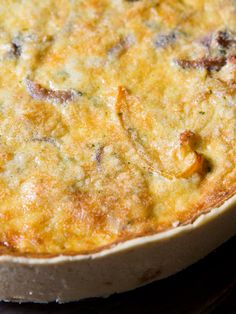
0, 0, 235, 256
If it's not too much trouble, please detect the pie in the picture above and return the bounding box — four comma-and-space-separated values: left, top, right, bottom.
0, 0, 235, 303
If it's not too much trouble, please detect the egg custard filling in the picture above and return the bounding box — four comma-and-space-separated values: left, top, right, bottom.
0, 0, 235, 256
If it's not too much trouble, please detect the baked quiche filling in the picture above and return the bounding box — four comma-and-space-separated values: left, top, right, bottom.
0, 0, 235, 256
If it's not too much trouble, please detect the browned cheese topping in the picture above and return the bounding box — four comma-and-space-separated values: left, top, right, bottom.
0, 0, 235, 256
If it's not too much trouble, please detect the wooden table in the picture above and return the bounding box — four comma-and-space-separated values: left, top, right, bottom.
0, 236, 235, 314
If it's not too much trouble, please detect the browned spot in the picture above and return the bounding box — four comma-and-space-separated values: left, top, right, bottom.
180, 130, 196, 145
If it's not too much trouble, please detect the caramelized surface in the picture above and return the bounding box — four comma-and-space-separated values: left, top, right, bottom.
0, 0, 235, 256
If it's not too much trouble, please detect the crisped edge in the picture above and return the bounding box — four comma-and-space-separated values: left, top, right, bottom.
0, 189, 235, 263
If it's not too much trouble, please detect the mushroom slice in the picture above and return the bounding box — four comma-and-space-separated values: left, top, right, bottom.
26, 79, 82, 105
176, 57, 226, 72
116, 87, 204, 179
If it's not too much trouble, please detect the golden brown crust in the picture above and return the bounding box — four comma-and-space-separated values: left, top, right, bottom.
0, 0, 235, 257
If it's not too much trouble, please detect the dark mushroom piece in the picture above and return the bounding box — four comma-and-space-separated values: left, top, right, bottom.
25, 79, 82, 105
10, 41, 22, 58
216, 30, 236, 49
176, 56, 227, 72
199, 30, 236, 60
7, 38, 23, 59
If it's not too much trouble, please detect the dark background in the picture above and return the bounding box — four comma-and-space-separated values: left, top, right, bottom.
0, 236, 235, 314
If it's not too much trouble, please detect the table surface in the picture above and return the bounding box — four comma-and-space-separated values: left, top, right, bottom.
0, 236, 235, 314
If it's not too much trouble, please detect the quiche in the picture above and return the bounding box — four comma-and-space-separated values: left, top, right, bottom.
0, 0, 235, 303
